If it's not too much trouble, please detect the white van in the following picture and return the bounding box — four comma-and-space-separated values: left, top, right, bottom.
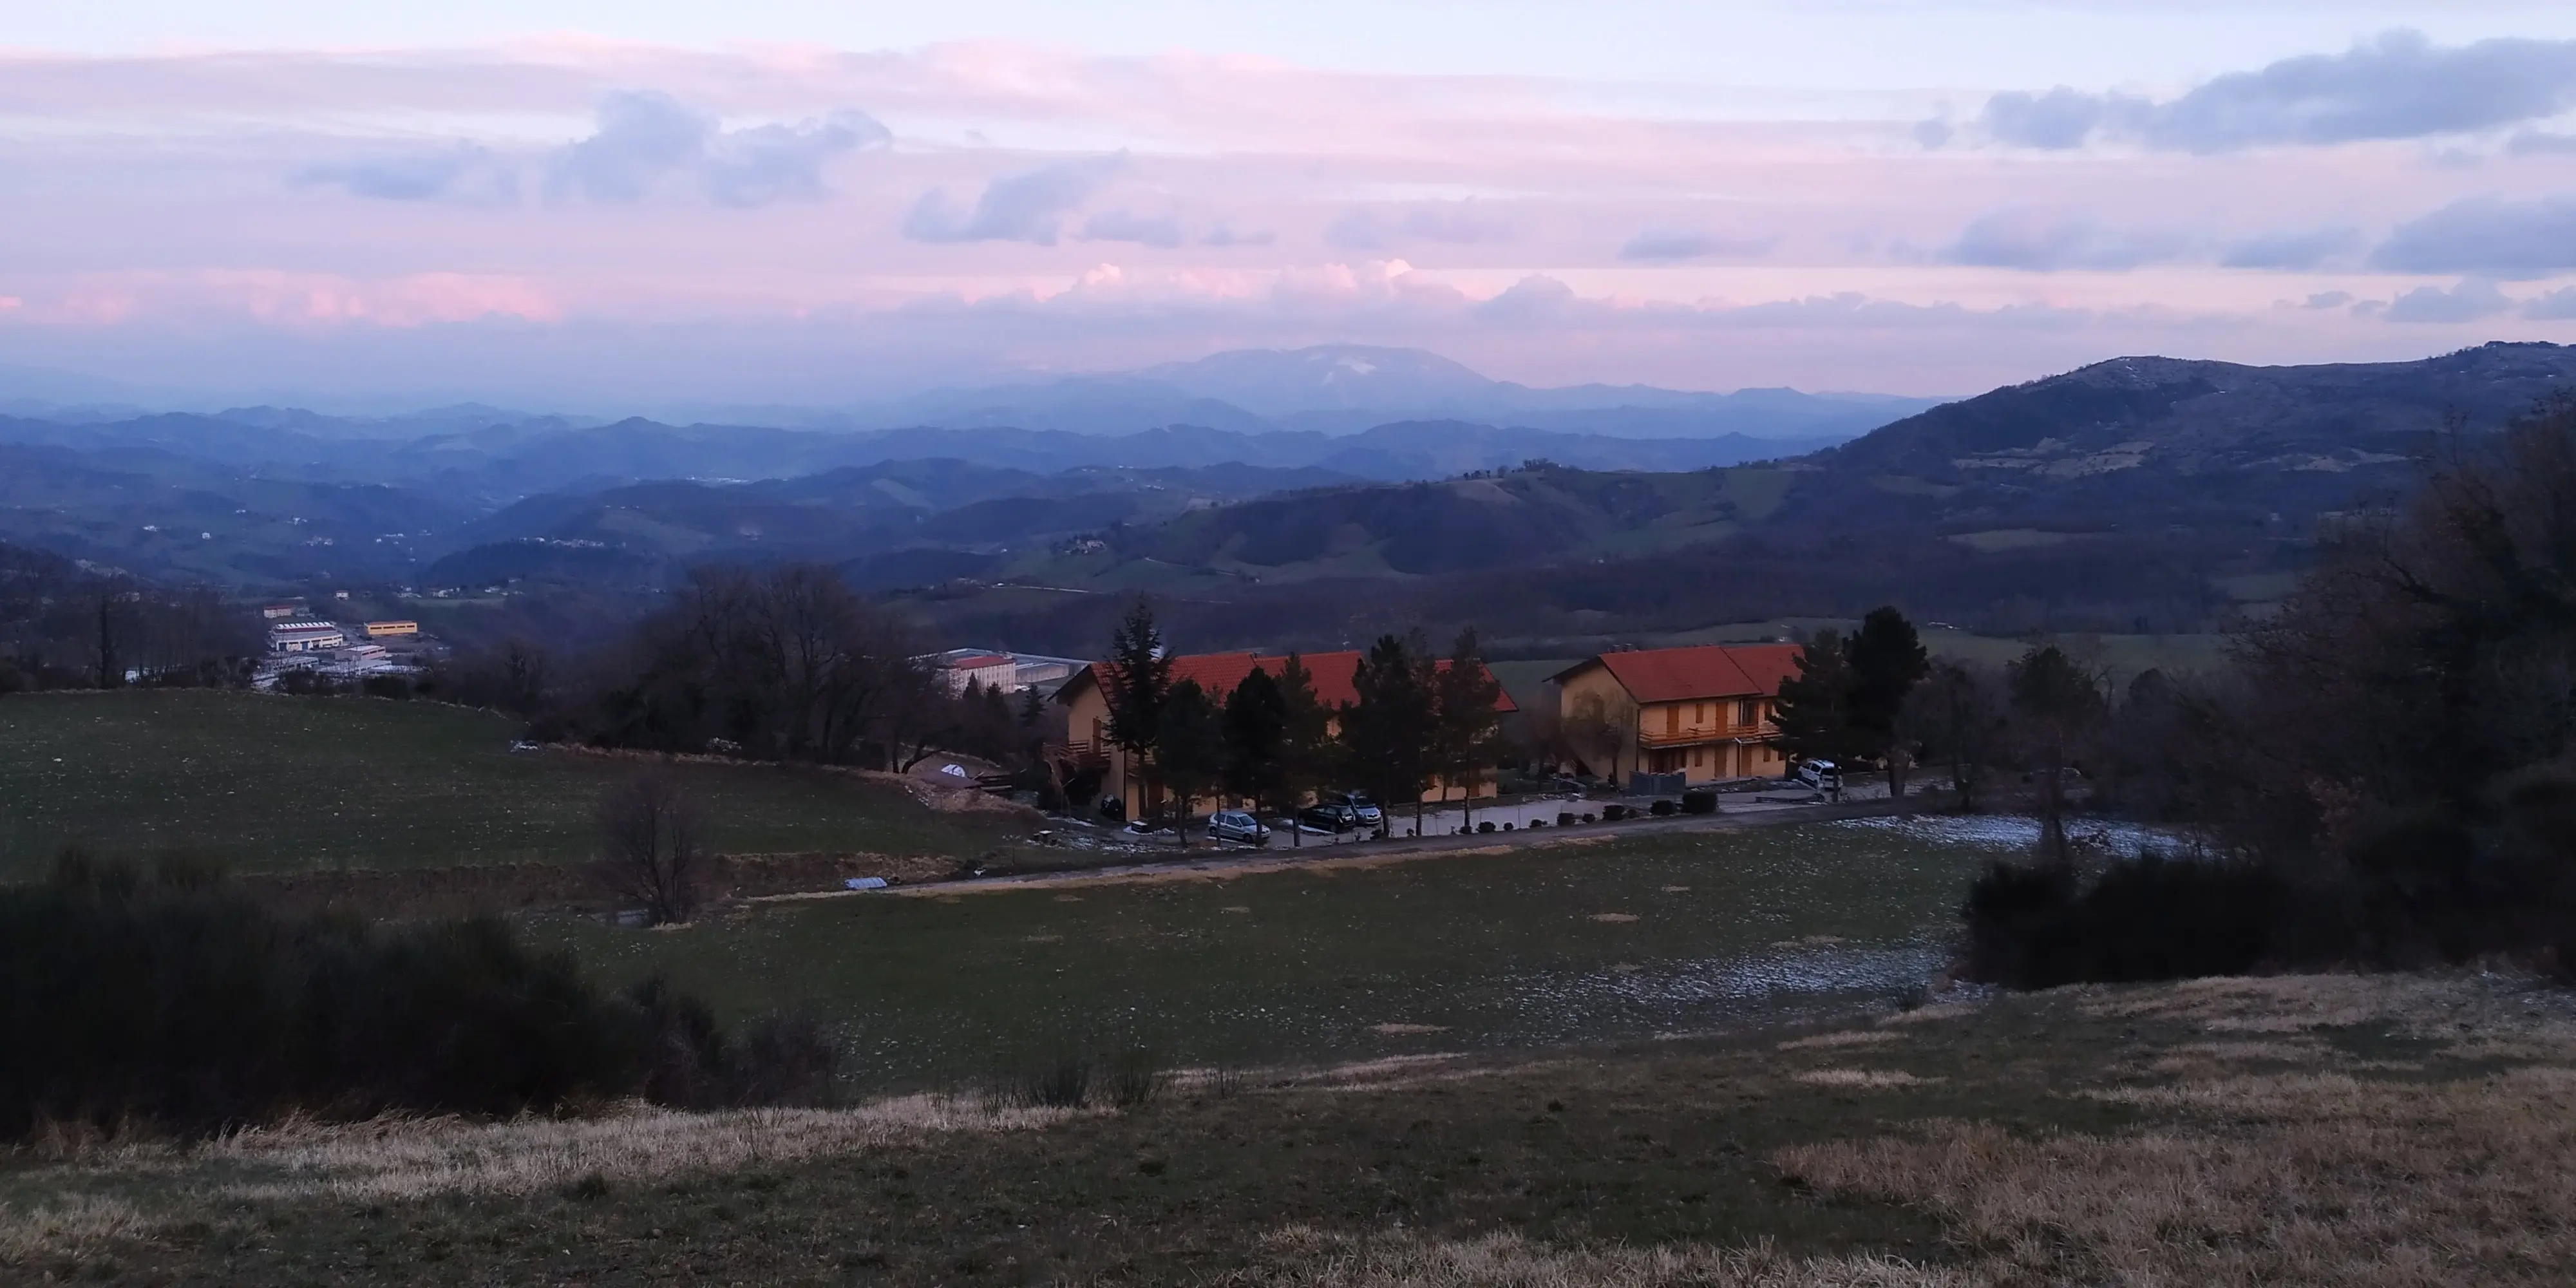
1794, 759, 1841, 792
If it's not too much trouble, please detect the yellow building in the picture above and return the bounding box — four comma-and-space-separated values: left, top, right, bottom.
1548, 645, 1801, 784
364, 621, 419, 639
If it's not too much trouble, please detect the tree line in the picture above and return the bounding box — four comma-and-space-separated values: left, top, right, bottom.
1090, 600, 1507, 843
1954, 395, 2576, 987
0, 542, 258, 694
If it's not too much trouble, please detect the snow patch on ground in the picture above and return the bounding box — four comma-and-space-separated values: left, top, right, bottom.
1833, 814, 2195, 856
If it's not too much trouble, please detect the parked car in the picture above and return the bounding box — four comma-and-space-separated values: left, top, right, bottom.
1298, 802, 1365, 833
1329, 791, 1384, 826
1794, 759, 1841, 792
1206, 810, 1271, 845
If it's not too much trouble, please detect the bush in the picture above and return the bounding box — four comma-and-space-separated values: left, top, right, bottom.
1013, 1052, 1093, 1108
1602, 804, 1628, 822
1477, 820, 1496, 833
361, 674, 412, 700
0, 851, 819, 1140
1960, 853, 2285, 989
1557, 811, 1575, 826
1680, 790, 1718, 815
1648, 799, 1676, 817
0, 852, 645, 1139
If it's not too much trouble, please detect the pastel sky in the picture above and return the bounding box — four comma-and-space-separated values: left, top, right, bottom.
10, 1, 2576, 410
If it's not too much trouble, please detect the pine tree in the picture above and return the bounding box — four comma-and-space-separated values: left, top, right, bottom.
1154, 679, 1226, 846
1223, 667, 1287, 822
1770, 628, 1858, 773
1433, 627, 1507, 832
1273, 653, 1335, 848
1104, 597, 1173, 815
1342, 633, 1435, 836
1846, 606, 1931, 798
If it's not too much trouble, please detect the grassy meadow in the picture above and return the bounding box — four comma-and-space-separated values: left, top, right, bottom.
535, 819, 2010, 1089
0, 690, 1023, 879
8, 969, 2569, 1284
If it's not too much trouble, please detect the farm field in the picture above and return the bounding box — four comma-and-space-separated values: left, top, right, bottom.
534, 817, 2023, 1090
0, 690, 1023, 880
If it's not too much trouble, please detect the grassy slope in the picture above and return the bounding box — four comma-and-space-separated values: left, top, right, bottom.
10, 971, 2569, 1283
533, 821, 1999, 1088
0, 691, 1019, 878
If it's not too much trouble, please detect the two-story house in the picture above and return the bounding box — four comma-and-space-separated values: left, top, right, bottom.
1547, 644, 1802, 784
1054, 649, 1517, 818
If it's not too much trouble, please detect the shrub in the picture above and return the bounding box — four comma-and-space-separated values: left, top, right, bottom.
1649, 799, 1676, 817
1477, 820, 1496, 833
1680, 790, 1718, 815
1014, 1052, 1093, 1108
1101, 1046, 1167, 1109
0, 851, 815, 1140
361, 674, 412, 700
0, 853, 646, 1139
1960, 854, 2284, 989
1602, 804, 1628, 822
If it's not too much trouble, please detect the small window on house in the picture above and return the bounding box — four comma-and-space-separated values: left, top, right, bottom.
1691, 746, 1703, 767
1737, 699, 1757, 726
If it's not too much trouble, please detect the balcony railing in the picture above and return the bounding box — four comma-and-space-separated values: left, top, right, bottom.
1056, 739, 1112, 765
1636, 726, 1771, 748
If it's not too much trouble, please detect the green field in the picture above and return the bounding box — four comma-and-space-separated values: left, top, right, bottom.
0, 691, 1021, 879
537, 819, 2007, 1089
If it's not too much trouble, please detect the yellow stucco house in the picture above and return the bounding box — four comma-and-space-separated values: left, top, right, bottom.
1548, 644, 1801, 784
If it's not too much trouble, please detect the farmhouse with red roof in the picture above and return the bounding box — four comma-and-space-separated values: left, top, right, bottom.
1546, 644, 1801, 785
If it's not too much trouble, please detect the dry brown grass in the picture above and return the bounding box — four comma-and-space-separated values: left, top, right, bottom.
0, 1194, 147, 1264
1790, 1069, 1940, 1090
202, 1094, 1078, 1205
1777, 1030, 1904, 1052
1231, 1228, 1957, 1287
1778, 974, 2576, 1286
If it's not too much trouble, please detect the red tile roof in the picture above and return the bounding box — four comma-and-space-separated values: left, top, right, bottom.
1065, 649, 1517, 713
1552, 644, 1803, 704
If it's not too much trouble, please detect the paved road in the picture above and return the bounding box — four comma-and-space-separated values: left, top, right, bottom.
867, 794, 1922, 898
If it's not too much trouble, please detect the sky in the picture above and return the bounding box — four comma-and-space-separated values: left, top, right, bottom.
8, 1, 2576, 410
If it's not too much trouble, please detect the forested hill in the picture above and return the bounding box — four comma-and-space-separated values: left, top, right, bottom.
1772, 341, 2576, 535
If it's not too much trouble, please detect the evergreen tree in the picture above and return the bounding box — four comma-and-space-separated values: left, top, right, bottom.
1770, 628, 1859, 771
1104, 597, 1173, 813
1273, 653, 1335, 848
1153, 679, 1227, 846
1222, 667, 1287, 821
1432, 627, 1507, 832
1847, 606, 1931, 798
1342, 633, 1435, 836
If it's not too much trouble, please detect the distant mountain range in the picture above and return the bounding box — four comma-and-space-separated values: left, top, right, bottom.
0, 345, 1913, 589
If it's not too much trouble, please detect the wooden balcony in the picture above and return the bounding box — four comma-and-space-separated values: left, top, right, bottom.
1055, 739, 1112, 767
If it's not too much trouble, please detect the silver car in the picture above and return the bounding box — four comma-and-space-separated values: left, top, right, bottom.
1206, 809, 1272, 845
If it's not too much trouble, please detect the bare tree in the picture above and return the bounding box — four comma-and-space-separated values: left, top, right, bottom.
1562, 691, 1635, 783
594, 772, 706, 925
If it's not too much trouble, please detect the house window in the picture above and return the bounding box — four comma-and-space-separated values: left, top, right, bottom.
1691, 746, 1703, 767
1694, 702, 1707, 724
1737, 699, 1757, 727
1665, 705, 1680, 735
